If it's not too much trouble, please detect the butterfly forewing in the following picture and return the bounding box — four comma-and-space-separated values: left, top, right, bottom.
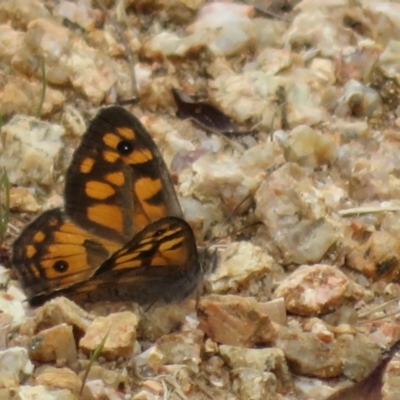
65, 107, 183, 243
55, 217, 201, 305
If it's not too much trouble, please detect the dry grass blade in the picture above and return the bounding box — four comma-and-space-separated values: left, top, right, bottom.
36, 56, 47, 118
0, 171, 10, 245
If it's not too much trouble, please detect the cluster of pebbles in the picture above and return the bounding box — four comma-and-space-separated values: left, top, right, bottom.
1, 0, 400, 398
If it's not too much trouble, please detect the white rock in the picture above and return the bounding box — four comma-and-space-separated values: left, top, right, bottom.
17, 385, 75, 400
0, 347, 34, 388
0, 114, 64, 187
206, 242, 273, 294
0, 292, 26, 329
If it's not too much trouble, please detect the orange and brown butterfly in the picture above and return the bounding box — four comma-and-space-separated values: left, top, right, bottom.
12, 106, 201, 306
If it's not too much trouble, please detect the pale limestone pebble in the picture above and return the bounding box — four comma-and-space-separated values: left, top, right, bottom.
138, 303, 191, 342
255, 163, 342, 264
198, 294, 276, 347
79, 311, 138, 360
349, 158, 400, 201
246, 48, 302, 75
208, 70, 326, 131
12, 19, 130, 104
0, 292, 27, 330
282, 125, 338, 168
315, 183, 346, 211
29, 297, 93, 335
132, 390, 159, 400
0, 72, 66, 118
142, 116, 197, 166
62, 105, 87, 137
336, 141, 366, 179
334, 79, 383, 117
205, 241, 273, 295
42, 194, 64, 210
327, 120, 370, 143
138, 75, 180, 110
274, 324, 342, 378
0, 114, 64, 187
184, 152, 264, 213
346, 230, 400, 280
219, 345, 292, 392
274, 264, 364, 316
239, 141, 285, 173
133, 345, 164, 375
80, 379, 125, 400
0, 24, 24, 63
141, 380, 163, 396
302, 318, 335, 343
133, 63, 152, 93
0, 266, 9, 288
284, 7, 356, 57
252, 17, 287, 48
378, 40, 400, 84
81, 365, 129, 391
309, 58, 336, 85
28, 323, 77, 365
155, 329, 203, 371
142, 3, 255, 59
13, 385, 75, 400
383, 359, 400, 400
0, 0, 50, 29
53, 0, 96, 30
336, 334, 381, 381
0, 313, 12, 350
35, 366, 82, 396
87, 29, 126, 58
0, 347, 34, 388
180, 196, 214, 240
231, 369, 281, 400
9, 187, 41, 213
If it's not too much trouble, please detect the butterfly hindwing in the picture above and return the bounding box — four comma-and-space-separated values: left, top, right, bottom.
34, 217, 201, 305
12, 208, 119, 301
65, 106, 183, 243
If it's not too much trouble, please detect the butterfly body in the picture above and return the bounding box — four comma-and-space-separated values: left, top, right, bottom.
12, 107, 201, 306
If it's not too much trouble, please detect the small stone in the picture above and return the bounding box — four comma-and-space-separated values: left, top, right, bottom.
80, 365, 128, 391
133, 345, 164, 375
205, 241, 273, 294
274, 264, 364, 316
15, 385, 75, 400
156, 329, 204, 371
346, 231, 400, 280
0, 114, 65, 187
198, 294, 276, 346
219, 345, 291, 391
35, 367, 82, 395
9, 187, 41, 213
0, 292, 27, 329
231, 369, 278, 400
283, 125, 338, 168
29, 323, 77, 365
32, 297, 93, 335
275, 325, 343, 378
255, 163, 341, 265
0, 347, 34, 388
80, 379, 125, 400
79, 311, 138, 360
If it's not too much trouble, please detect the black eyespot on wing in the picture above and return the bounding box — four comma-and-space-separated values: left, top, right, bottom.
117, 140, 133, 155
53, 260, 69, 273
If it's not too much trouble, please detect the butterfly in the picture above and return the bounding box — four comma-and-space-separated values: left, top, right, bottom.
12, 106, 201, 306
